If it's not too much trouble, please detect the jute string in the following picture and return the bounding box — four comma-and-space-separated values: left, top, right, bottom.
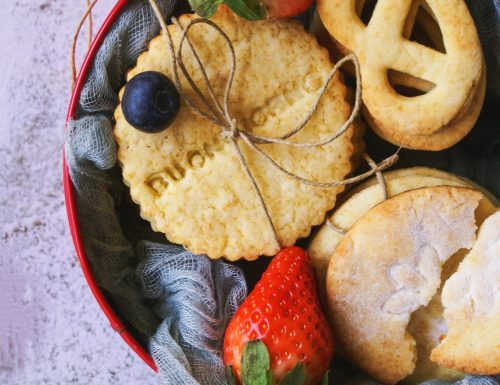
325, 153, 389, 234
71, 0, 399, 248
86, 0, 94, 49
71, 0, 96, 89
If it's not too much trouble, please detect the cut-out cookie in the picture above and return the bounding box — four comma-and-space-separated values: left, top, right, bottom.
317, 0, 484, 150
431, 211, 500, 374
114, 7, 357, 260
326, 186, 482, 384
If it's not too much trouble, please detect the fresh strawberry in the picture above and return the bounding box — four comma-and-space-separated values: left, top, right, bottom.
224, 246, 334, 385
262, 0, 315, 18
188, 0, 315, 20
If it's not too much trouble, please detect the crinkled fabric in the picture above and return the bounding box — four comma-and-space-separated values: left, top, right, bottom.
137, 242, 247, 385
65, 0, 500, 384
65, 1, 247, 384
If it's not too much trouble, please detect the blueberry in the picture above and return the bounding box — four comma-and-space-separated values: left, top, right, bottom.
122, 71, 180, 133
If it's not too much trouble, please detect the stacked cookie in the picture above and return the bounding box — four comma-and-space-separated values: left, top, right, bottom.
114, 7, 359, 260
309, 167, 499, 297
317, 0, 485, 150
308, 170, 499, 384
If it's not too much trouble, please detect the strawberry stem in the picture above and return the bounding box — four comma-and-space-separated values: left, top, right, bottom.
227, 365, 238, 385
223, 0, 266, 20
233, 340, 329, 385
241, 340, 272, 384
279, 362, 305, 385
187, 0, 223, 18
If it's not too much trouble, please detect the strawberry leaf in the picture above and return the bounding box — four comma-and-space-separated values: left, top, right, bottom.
223, 0, 266, 20
320, 371, 330, 385
188, 0, 223, 18
226, 365, 238, 385
241, 340, 272, 385
279, 362, 305, 385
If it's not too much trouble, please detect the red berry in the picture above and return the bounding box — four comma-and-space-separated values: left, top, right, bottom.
262, 0, 315, 19
224, 246, 334, 385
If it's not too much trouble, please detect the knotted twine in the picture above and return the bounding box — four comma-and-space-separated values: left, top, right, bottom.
71, 0, 399, 246
145, 0, 399, 248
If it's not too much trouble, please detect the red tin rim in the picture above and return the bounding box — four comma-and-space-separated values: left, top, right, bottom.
63, 0, 157, 371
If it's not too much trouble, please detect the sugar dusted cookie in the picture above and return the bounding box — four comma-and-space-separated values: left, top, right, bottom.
309, 168, 498, 383
326, 186, 482, 384
431, 211, 500, 374
317, 0, 484, 150
308, 167, 498, 296
114, 7, 356, 260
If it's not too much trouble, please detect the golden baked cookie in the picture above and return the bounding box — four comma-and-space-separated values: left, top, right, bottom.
364, 67, 486, 151
326, 186, 482, 384
317, 0, 484, 150
310, 170, 498, 383
308, 167, 498, 296
114, 7, 357, 260
431, 211, 500, 374
404, 277, 464, 385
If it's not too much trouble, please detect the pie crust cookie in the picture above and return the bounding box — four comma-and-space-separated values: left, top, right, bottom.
326, 186, 482, 384
431, 211, 500, 374
317, 0, 484, 150
114, 7, 357, 260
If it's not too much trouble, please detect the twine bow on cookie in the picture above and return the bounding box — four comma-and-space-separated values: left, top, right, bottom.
70, 0, 399, 249
147, 0, 399, 248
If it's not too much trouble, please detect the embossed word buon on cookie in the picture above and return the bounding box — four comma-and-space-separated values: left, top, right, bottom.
114, 4, 398, 260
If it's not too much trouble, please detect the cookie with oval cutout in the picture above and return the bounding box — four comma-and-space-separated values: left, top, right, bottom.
317, 0, 485, 150
114, 7, 358, 259
326, 186, 483, 384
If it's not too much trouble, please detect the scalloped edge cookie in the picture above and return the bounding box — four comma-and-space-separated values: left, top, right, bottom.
114, 7, 358, 259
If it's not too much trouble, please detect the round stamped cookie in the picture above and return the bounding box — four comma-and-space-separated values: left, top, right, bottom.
308, 167, 498, 296
326, 186, 482, 384
114, 7, 356, 260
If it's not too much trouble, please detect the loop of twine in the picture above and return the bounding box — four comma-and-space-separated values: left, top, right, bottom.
71, 0, 96, 89
149, 1, 399, 247
325, 218, 347, 235
325, 153, 390, 235
85, 0, 94, 49
71, 0, 400, 249
363, 153, 388, 201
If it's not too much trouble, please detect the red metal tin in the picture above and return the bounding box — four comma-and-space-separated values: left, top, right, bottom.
63, 0, 157, 371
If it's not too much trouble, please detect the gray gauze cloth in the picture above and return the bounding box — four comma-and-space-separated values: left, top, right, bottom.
65, 0, 499, 384
65, 1, 247, 384
137, 242, 246, 385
